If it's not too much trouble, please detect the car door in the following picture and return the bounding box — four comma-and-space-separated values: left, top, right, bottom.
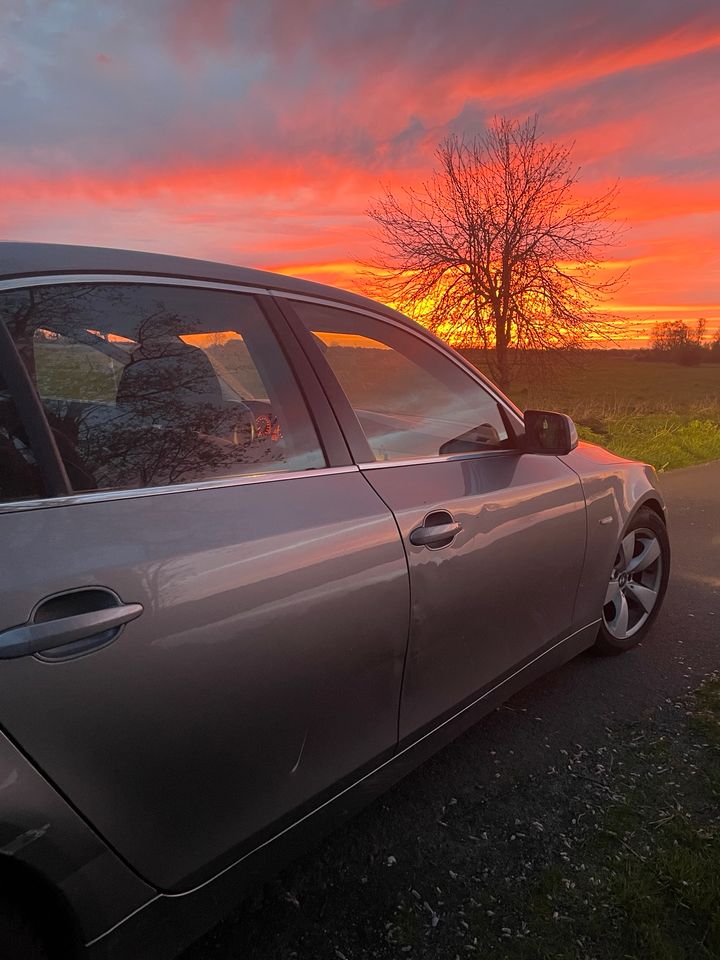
0, 278, 410, 891
279, 297, 588, 741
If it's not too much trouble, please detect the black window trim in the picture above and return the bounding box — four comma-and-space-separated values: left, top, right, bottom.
273, 291, 525, 468
272, 295, 375, 464
0, 315, 70, 497
253, 294, 351, 467
0, 273, 355, 513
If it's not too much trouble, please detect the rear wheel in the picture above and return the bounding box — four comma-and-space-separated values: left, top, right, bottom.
594, 507, 670, 655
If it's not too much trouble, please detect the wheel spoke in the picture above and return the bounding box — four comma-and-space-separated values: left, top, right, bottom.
611, 592, 629, 637
627, 537, 661, 574
628, 582, 657, 614
605, 578, 621, 604
620, 532, 636, 570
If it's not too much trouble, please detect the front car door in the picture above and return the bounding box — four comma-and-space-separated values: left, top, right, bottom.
0, 278, 409, 890
279, 298, 589, 741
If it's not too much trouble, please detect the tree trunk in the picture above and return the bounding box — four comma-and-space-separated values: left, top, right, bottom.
494, 320, 510, 391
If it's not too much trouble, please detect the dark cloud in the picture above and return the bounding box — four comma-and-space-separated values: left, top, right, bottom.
1, 0, 719, 177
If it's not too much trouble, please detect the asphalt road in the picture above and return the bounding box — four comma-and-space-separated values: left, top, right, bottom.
183, 460, 719, 959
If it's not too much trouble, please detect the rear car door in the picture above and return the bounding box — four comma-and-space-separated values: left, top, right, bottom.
0, 278, 409, 891
280, 298, 588, 741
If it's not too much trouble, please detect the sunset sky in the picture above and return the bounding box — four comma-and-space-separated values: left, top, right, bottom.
1, 0, 719, 345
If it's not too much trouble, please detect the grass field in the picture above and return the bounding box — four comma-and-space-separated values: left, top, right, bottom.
461, 351, 720, 470
34, 339, 720, 472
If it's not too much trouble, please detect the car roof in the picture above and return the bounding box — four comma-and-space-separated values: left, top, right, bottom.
0, 241, 412, 326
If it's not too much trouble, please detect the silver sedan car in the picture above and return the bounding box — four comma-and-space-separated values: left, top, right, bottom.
0, 243, 669, 959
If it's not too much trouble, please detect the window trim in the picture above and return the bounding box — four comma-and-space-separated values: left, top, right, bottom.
0, 465, 361, 515
273, 292, 525, 468
0, 274, 267, 294
273, 296, 375, 463
0, 312, 71, 497
0, 274, 354, 512
254, 294, 351, 467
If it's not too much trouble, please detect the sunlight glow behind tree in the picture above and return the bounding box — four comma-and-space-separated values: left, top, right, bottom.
364, 116, 625, 388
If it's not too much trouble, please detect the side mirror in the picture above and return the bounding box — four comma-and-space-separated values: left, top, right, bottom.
522, 410, 578, 456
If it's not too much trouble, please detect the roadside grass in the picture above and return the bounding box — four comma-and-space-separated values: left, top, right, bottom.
452, 675, 720, 960
573, 416, 720, 472
460, 351, 720, 470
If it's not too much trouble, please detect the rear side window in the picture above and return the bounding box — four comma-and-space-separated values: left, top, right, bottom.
0, 283, 326, 496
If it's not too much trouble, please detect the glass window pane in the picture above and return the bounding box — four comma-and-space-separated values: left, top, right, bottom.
294, 301, 511, 462
1, 284, 326, 494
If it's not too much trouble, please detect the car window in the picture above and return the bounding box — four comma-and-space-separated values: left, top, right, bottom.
291, 301, 512, 462
0, 284, 325, 495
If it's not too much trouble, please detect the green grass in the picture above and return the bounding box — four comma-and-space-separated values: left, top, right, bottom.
461, 351, 720, 470
413, 675, 720, 960
504, 676, 720, 960
573, 416, 720, 472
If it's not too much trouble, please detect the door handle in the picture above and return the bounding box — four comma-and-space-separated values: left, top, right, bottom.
0, 603, 143, 660
409, 510, 463, 547
409, 522, 462, 546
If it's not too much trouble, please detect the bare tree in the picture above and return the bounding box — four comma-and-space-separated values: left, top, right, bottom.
364, 116, 623, 388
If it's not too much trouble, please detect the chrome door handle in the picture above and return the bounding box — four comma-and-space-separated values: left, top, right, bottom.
409, 520, 462, 546
0, 604, 144, 660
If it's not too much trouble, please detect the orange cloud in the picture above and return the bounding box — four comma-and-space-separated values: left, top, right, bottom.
446, 18, 720, 106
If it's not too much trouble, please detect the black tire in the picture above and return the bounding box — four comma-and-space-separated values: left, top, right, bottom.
0, 900, 50, 960
594, 506, 670, 656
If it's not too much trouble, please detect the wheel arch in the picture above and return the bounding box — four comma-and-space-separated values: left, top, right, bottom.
0, 729, 155, 949
563, 454, 668, 629
623, 491, 669, 543
635, 494, 667, 524
0, 853, 82, 957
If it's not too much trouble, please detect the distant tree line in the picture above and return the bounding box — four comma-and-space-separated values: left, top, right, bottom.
645, 319, 720, 366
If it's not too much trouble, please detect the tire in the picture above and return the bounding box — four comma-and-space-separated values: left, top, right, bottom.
594, 506, 670, 656
0, 900, 50, 960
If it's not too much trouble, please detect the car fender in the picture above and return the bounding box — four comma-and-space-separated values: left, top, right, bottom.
560, 442, 667, 628
0, 727, 155, 946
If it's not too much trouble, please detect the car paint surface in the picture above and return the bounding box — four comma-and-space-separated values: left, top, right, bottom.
0, 471, 409, 891
0, 728, 154, 943
561, 444, 667, 627
361, 451, 587, 739
0, 243, 668, 959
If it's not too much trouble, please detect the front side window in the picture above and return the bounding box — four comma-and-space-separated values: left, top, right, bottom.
291, 301, 513, 462
0, 283, 325, 495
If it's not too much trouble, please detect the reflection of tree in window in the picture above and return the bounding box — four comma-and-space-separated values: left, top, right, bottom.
102, 311, 258, 488
0, 284, 323, 493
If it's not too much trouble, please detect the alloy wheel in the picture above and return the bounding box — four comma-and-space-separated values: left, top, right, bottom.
602, 526, 663, 640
